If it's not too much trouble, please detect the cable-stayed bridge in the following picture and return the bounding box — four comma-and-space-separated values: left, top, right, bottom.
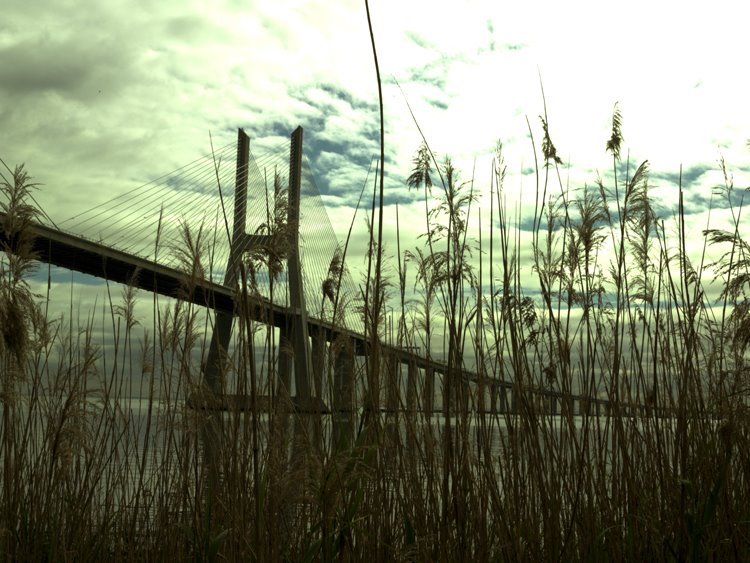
1, 128, 654, 418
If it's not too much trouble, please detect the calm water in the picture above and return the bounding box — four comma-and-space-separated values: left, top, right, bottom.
1, 396, 683, 514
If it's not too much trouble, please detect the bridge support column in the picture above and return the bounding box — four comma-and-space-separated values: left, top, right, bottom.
200, 128, 250, 492
423, 367, 435, 414
386, 352, 400, 412
459, 378, 470, 413
277, 326, 293, 402
203, 128, 251, 397
564, 395, 573, 416
499, 387, 508, 414
383, 353, 401, 449
311, 326, 326, 401
406, 361, 417, 414
310, 326, 327, 448
286, 127, 313, 406
333, 337, 354, 411
333, 337, 355, 449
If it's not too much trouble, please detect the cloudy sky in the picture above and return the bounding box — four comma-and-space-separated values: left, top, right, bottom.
3, 0, 750, 337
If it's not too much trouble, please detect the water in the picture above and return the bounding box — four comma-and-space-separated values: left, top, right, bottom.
1, 395, 686, 525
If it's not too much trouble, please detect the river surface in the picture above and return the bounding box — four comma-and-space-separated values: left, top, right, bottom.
1, 396, 686, 512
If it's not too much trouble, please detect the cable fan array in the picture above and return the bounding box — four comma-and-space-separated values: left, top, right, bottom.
54, 138, 364, 333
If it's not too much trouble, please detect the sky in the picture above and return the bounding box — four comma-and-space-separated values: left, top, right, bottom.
3, 0, 750, 345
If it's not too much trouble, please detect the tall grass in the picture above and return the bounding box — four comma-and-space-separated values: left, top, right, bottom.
2, 102, 750, 561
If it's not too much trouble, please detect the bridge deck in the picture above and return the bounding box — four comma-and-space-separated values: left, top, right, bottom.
0, 216, 481, 381
1, 215, 658, 414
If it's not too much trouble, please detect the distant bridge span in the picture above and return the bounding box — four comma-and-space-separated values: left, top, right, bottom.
0, 128, 656, 419
0, 210, 482, 401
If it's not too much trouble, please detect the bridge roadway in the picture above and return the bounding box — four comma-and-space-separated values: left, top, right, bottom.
1, 215, 657, 416
0, 216, 473, 378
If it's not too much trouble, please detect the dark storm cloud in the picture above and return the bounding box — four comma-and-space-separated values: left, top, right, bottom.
0, 2, 157, 99
0, 38, 126, 98
0, 2, 255, 224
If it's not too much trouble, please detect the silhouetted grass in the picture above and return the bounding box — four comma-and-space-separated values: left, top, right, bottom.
2, 101, 750, 561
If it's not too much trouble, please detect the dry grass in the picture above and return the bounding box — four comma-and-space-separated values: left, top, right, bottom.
2, 105, 750, 562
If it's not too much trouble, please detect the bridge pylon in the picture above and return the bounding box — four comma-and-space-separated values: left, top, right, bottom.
279, 127, 313, 403
202, 127, 314, 408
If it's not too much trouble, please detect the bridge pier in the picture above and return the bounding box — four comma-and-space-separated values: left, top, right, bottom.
333, 336, 355, 449
459, 378, 471, 413
204, 128, 252, 397
200, 128, 251, 491
582, 397, 591, 416
312, 326, 326, 402
406, 361, 417, 414
499, 386, 508, 414
423, 367, 435, 414
333, 336, 355, 411
568, 396, 575, 415
277, 326, 293, 402
310, 327, 328, 447
386, 352, 400, 412
286, 127, 313, 405
479, 379, 491, 414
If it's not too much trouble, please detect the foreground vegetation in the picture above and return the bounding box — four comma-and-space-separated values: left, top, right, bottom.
2, 104, 750, 562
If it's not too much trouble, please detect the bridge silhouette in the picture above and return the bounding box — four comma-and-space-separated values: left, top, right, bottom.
1, 128, 652, 418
